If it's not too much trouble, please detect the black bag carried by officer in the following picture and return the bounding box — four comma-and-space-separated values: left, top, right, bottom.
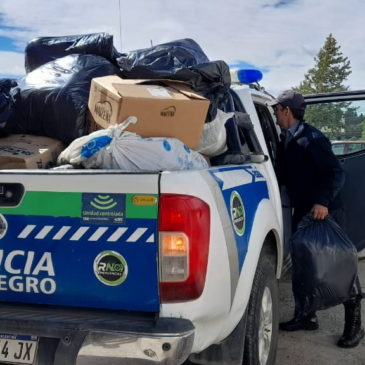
291, 214, 358, 315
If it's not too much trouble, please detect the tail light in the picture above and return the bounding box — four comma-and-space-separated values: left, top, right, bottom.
159, 194, 210, 302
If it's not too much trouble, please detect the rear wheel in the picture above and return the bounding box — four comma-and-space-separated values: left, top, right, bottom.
243, 249, 278, 365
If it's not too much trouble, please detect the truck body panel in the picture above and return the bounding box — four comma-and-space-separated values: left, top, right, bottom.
158, 162, 282, 352
0, 172, 160, 311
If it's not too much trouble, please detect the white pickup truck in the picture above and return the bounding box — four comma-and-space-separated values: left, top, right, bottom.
1, 71, 364, 365
0, 69, 284, 365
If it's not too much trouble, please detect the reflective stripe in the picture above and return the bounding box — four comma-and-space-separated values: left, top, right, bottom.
127, 228, 148, 242
107, 227, 128, 242
88, 227, 109, 241
146, 234, 155, 243
18, 225, 36, 238
70, 227, 90, 241
53, 226, 72, 240
35, 225, 54, 239
16, 224, 154, 244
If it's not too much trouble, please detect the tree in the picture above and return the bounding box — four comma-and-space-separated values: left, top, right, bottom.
296, 33, 351, 94
295, 34, 353, 139
343, 107, 365, 139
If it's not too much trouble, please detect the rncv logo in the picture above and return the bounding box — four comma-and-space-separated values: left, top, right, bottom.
230, 191, 246, 236
94, 251, 128, 286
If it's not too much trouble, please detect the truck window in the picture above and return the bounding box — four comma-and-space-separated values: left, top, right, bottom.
254, 103, 280, 169
210, 91, 266, 166
304, 99, 365, 156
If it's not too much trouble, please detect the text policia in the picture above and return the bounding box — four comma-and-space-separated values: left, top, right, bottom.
0, 250, 56, 294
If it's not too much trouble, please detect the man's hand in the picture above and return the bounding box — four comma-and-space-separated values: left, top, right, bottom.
311, 204, 328, 219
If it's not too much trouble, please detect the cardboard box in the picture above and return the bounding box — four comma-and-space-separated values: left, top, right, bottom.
88, 75, 210, 148
0, 134, 65, 169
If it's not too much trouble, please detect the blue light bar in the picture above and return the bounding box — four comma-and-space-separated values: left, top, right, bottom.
231, 68, 263, 84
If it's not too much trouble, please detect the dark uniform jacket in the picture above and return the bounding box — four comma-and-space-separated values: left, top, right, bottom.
277, 122, 345, 222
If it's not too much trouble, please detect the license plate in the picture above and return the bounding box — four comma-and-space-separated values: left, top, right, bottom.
0, 334, 38, 364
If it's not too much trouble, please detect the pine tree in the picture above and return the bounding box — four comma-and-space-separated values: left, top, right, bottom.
297, 33, 351, 94
295, 34, 353, 139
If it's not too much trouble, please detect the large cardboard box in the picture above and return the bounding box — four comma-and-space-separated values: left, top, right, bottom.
0, 134, 65, 169
88, 75, 210, 148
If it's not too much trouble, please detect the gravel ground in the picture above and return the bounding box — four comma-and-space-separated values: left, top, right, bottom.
276, 258, 365, 365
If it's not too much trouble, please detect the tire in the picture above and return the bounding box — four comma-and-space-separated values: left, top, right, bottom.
243, 248, 279, 365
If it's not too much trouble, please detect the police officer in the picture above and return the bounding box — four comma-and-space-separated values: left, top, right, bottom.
272, 90, 364, 348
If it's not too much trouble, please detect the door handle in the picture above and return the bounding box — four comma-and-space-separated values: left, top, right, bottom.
0, 183, 24, 206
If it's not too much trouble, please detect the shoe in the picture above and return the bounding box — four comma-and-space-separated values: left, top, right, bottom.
279, 314, 319, 331
337, 328, 365, 348
337, 297, 365, 348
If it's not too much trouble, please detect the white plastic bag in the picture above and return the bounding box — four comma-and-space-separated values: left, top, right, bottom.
58, 117, 209, 171
196, 109, 233, 157
57, 116, 137, 166
104, 136, 209, 171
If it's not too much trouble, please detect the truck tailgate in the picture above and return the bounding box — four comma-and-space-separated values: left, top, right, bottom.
0, 171, 160, 312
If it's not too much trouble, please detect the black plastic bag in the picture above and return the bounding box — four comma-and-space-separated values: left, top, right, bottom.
117, 39, 231, 122
8, 54, 122, 144
117, 38, 209, 77
172, 61, 231, 122
0, 79, 20, 135
291, 214, 358, 315
25, 33, 118, 73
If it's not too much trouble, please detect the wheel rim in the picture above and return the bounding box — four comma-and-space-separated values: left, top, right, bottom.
258, 286, 273, 365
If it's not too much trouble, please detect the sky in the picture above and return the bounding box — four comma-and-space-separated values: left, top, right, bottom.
0, 0, 364, 96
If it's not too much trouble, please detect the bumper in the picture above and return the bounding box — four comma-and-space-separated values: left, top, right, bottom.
0, 302, 194, 365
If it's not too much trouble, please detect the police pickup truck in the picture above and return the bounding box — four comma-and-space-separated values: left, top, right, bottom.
0, 69, 285, 365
